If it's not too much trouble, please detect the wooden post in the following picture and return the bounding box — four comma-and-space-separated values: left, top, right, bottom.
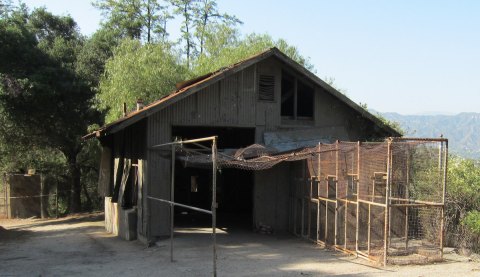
344, 144, 349, 249
334, 141, 339, 246
345, 200, 348, 249
405, 147, 410, 249
317, 143, 321, 242
356, 142, 361, 253
368, 203, 371, 255
384, 139, 392, 266
308, 178, 312, 239
325, 200, 328, 243
372, 178, 375, 202
317, 199, 320, 242
440, 140, 448, 259
318, 143, 321, 198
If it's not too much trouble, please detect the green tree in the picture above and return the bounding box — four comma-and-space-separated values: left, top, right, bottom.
193, 0, 241, 55
76, 26, 122, 89
445, 156, 480, 251
0, 0, 12, 17
94, 0, 170, 43
0, 7, 100, 212
97, 39, 188, 122
169, 0, 197, 67
193, 31, 315, 75
94, 0, 143, 40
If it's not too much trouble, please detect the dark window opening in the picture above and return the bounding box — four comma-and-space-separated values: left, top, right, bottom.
122, 160, 138, 209
281, 70, 314, 120
281, 71, 295, 117
258, 74, 275, 101
297, 80, 314, 118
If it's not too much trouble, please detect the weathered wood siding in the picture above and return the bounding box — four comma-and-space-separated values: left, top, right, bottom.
144, 57, 389, 238
109, 120, 147, 240
147, 66, 257, 237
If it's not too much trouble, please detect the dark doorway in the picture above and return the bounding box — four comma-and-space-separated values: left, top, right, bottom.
171, 126, 255, 230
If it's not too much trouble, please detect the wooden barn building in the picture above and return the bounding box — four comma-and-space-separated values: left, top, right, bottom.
86, 48, 399, 243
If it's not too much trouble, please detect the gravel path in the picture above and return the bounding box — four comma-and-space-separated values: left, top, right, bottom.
1, 213, 479, 276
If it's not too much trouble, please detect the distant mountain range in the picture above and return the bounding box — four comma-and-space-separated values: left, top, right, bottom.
381, 112, 480, 159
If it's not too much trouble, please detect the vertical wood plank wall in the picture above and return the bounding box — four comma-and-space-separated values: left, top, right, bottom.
143, 57, 390, 237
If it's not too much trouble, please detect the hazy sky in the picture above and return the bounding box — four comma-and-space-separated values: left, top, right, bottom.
22, 0, 480, 115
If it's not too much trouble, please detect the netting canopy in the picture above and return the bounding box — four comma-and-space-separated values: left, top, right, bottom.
174, 143, 331, 170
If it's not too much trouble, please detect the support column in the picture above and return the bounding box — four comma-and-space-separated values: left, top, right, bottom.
384, 139, 392, 266
212, 138, 218, 277
356, 142, 360, 253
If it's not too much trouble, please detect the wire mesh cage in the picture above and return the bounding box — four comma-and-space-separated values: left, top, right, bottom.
169, 136, 447, 266
297, 138, 447, 265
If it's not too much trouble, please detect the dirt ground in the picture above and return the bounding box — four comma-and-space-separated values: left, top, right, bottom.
0, 213, 479, 276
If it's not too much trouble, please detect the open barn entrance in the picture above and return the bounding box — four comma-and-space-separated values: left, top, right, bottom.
171, 126, 255, 230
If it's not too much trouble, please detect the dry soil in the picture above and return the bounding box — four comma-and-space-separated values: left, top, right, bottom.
0, 213, 479, 276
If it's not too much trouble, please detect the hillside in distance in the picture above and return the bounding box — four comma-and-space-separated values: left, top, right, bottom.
381, 112, 480, 159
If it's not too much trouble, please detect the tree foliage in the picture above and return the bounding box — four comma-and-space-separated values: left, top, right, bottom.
193, 30, 314, 75
445, 156, 480, 251
94, 0, 171, 43
0, 7, 100, 212
76, 26, 121, 89
97, 39, 188, 122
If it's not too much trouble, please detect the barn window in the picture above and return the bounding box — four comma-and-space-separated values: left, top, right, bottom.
281, 71, 295, 117
258, 74, 275, 101
297, 80, 314, 118
281, 71, 314, 119
122, 161, 138, 208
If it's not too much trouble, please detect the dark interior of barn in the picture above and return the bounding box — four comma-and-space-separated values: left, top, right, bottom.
171, 126, 255, 230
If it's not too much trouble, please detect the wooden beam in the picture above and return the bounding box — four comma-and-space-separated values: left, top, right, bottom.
356, 142, 361, 254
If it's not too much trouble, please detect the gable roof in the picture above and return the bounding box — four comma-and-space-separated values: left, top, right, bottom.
84, 47, 400, 139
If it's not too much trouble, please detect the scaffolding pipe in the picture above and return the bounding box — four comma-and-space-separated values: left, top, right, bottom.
147, 197, 212, 214
212, 138, 218, 277
151, 136, 218, 148
149, 136, 218, 277
170, 143, 176, 262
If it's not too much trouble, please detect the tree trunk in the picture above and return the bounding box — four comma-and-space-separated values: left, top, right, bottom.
68, 155, 82, 213
147, 0, 151, 43
82, 180, 92, 211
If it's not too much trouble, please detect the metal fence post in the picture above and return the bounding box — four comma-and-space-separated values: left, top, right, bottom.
170, 143, 176, 263
212, 137, 218, 277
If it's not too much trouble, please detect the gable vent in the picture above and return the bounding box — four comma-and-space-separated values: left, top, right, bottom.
258, 75, 275, 101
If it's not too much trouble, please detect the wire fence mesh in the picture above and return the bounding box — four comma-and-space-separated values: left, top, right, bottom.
169, 137, 447, 265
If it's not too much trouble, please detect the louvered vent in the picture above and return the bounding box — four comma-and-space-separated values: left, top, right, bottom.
258, 75, 275, 101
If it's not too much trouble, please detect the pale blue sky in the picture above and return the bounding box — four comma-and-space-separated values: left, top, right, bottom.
22, 0, 480, 115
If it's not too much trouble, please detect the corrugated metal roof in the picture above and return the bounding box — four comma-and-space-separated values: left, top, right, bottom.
84, 47, 400, 139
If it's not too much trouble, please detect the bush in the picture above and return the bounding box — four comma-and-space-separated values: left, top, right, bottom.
445, 156, 480, 253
